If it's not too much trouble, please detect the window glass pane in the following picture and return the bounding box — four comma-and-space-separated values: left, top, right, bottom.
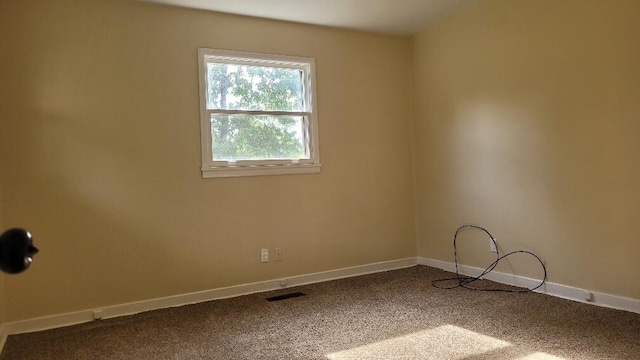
211, 114, 309, 161
206, 63, 304, 112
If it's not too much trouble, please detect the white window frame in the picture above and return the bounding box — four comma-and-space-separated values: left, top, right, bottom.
198, 48, 321, 178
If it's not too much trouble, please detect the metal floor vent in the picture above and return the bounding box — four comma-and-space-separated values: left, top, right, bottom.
266, 292, 306, 302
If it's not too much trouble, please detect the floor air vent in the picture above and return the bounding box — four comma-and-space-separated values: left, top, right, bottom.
266, 292, 306, 302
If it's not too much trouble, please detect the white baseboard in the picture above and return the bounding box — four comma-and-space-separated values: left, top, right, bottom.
418, 257, 640, 315
4, 255, 638, 347
2, 257, 417, 336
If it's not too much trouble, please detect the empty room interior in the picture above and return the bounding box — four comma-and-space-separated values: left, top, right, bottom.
0, 0, 639, 359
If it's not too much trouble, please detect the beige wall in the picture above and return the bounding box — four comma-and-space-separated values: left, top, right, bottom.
3, 0, 638, 325
0, 25, 6, 329
0, 275, 4, 329
0, 0, 415, 322
412, 0, 640, 299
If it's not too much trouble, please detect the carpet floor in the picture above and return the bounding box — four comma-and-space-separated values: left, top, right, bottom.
2, 265, 639, 359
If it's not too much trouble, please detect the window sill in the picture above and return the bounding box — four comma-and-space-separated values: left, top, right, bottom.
201, 163, 321, 178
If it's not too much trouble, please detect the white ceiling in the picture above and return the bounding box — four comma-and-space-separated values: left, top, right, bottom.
141, 0, 480, 36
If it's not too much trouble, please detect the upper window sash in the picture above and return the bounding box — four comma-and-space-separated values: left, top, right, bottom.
202, 50, 313, 113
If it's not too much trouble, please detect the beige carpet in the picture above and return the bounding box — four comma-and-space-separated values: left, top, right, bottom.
2, 266, 639, 359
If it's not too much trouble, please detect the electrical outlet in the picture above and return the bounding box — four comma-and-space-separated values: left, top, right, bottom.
490, 238, 497, 253
274, 247, 282, 261
261, 248, 269, 263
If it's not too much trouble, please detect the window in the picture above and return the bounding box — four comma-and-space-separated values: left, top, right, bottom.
198, 48, 321, 178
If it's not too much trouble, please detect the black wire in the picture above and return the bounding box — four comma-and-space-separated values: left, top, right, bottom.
431, 224, 547, 293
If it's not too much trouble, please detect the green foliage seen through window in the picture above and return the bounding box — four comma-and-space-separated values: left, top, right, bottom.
206, 63, 306, 161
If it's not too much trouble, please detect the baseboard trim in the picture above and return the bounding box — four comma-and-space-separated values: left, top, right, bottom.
6, 256, 636, 341
3, 257, 417, 336
418, 257, 640, 315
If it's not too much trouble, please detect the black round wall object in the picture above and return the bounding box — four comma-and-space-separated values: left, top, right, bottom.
0, 228, 39, 274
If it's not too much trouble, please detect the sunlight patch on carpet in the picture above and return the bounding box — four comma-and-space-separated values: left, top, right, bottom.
516, 353, 565, 360
326, 325, 511, 360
